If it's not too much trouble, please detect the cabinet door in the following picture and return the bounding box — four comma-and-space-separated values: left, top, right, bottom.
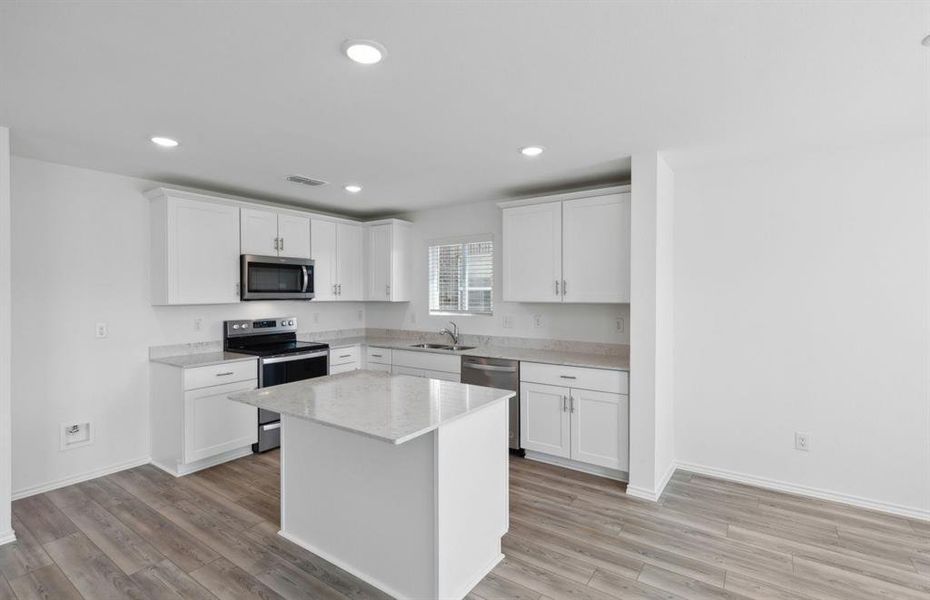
570, 388, 628, 470
336, 223, 365, 300
311, 219, 337, 301
329, 362, 359, 375
170, 199, 240, 304
184, 380, 258, 464
392, 365, 424, 378
240, 208, 279, 256
502, 202, 562, 302
367, 362, 392, 373
367, 224, 392, 300
562, 193, 630, 303
520, 382, 571, 458
277, 214, 311, 259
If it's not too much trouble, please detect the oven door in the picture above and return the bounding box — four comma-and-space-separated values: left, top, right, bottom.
255, 350, 329, 452
241, 255, 314, 300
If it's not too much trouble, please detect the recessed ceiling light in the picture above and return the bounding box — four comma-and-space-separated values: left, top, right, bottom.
150, 136, 179, 148
344, 184, 363, 193
923, 34, 930, 47
520, 146, 544, 157
342, 40, 386, 64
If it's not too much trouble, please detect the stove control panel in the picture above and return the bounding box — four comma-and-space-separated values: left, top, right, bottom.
224, 317, 297, 337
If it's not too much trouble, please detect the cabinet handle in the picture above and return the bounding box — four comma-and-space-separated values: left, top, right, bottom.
562, 396, 568, 412
216, 372, 234, 377
273, 237, 279, 251
235, 283, 240, 297
562, 279, 567, 295
371, 354, 382, 358
555, 280, 559, 295
332, 284, 337, 295
338, 284, 342, 295
280, 237, 285, 252
570, 395, 575, 413
385, 284, 390, 297
559, 375, 577, 380
338, 354, 351, 359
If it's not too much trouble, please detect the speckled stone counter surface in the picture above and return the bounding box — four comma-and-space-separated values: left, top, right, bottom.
302, 331, 630, 371
228, 370, 514, 445
149, 351, 257, 368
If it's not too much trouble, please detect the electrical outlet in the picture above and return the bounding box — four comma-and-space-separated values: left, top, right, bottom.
795, 432, 811, 452
533, 314, 543, 329
95, 322, 108, 338
616, 316, 625, 332
502, 315, 514, 329
60, 421, 93, 450
193, 317, 203, 331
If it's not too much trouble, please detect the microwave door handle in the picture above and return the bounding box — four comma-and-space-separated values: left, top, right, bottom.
301, 265, 309, 293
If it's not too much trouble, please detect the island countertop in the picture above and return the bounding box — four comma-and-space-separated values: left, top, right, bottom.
228, 370, 515, 445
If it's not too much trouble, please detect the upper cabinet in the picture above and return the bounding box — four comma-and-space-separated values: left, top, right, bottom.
149, 189, 241, 305
311, 219, 365, 301
240, 207, 310, 259
365, 219, 411, 302
501, 189, 630, 304
366, 219, 411, 302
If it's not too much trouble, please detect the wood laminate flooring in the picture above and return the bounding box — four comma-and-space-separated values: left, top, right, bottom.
1, 452, 928, 599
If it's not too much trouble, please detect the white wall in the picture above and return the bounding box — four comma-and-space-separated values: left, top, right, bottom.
10, 157, 367, 496
366, 199, 630, 344
0, 128, 13, 544
673, 137, 930, 517
627, 151, 676, 500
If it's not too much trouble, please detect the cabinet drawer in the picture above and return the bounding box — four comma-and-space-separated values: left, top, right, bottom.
184, 360, 257, 391
366, 346, 392, 365
391, 349, 461, 374
330, 345, 360, 366
367, 362, 392, 373
520, 362, 627, 394
393, 365, 460, 382
330, 362, 359, 375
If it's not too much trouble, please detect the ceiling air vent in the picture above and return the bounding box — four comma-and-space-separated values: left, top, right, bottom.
285, 175, 327, 187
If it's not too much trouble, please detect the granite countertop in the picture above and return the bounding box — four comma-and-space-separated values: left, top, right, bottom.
314, 336, 629, 371
150, 352, 257, 369
228, 370, 514, 445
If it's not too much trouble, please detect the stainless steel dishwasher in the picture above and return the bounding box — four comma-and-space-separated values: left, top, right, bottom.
461, 356, 522, 454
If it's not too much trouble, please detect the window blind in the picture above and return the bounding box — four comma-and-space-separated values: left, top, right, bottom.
428, 239, 493, 315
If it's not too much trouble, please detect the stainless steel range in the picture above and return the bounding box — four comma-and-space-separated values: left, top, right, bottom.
223, 317, 329, 452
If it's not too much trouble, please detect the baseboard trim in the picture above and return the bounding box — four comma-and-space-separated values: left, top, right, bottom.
523, 451, 628, 483
677, 460, 930, 523
0, 529, 16, 546
627, 460, 678, 503
447, 552, 504, 600
12, 456, 151, 500
152, 446, 253, 477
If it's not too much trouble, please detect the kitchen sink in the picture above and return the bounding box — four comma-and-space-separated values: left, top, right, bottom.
409, 343, 476, 351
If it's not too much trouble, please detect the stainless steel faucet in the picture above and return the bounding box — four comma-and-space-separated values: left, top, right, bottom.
439, 321, 459, 346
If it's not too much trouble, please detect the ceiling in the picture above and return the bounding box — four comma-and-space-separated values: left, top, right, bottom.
1, 1, 927, 217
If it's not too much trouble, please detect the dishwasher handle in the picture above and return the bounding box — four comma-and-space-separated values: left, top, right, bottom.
461, 362, 518, 373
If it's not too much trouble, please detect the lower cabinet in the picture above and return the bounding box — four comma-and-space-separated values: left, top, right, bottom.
520, 362, 629, 472
392, 365, 460, 381
390, 349, 460, 381
330, 345, 362, 373
184, 380, 258, 464
150, 360, 258, 476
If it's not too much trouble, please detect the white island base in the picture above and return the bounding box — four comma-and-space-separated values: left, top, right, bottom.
278, 399, 509, 600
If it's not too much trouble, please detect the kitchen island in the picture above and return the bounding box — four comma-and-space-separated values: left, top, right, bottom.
228, 370, 514, 600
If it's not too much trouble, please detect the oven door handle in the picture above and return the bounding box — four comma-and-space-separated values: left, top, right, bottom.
262, 351, 329, 365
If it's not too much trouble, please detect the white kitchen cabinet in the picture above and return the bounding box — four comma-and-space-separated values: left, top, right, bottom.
500, 188, 631, 304
150, 358, 258, 476
336, 223, 365, 300
520, 361, 629, 473
570, 388, 628, 470
310, 219, 365, 301
330, 345, 361, 372
149, 190, 241, 305
241, 207, 310, 259
366, 219, 411, 302
502, 201, 562, 302
562, 194, 631, 303
184, 380, 258, 464
330, 363, 358, 375
392, 365, 460, 382
367, 363, 393, 373
311, 219, 337, 301
520, 382, 571, 458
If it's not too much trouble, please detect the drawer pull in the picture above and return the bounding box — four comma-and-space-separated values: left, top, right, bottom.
216, 372, 234, 377
339, 354, 352, 359
559, 375, 577, 380
371, 353, 382, 358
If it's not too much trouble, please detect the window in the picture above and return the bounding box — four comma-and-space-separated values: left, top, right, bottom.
428, 238, 493, 315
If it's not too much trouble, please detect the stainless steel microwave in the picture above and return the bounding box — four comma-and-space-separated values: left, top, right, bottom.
240, 255, 314, 300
